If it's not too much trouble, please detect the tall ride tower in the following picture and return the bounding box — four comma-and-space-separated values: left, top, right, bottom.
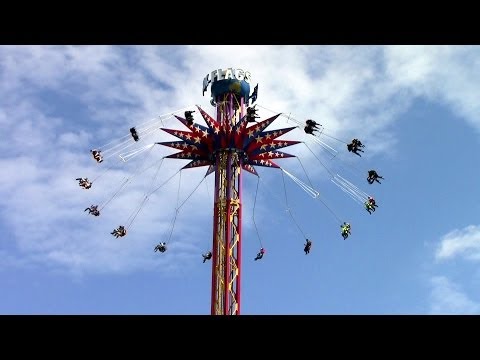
158, 68, 299, 314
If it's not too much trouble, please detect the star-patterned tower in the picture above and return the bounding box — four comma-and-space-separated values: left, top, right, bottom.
157, 68, 299, 315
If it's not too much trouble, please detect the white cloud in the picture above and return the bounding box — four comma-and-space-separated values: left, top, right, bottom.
384, 45, 480, 133
429, 276, 480, 315
435, 225, 480, 261
2, 45, 480, 276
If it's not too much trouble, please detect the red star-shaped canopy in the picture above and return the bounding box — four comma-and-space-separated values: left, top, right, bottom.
157, 105, 300, 175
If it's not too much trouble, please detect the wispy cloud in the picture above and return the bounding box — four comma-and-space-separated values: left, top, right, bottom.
2, 45, 480, 276
384, 45, 480, 133
435, 225, 480, 261
429, 276, 480, 315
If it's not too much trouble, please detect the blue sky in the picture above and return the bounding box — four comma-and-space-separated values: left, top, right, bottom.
1, 45, 480, 315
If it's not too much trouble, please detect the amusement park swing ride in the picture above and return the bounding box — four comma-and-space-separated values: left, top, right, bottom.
77, 67, 384, 315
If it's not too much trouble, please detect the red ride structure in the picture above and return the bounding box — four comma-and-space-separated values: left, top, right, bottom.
157, 68, 299, 314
